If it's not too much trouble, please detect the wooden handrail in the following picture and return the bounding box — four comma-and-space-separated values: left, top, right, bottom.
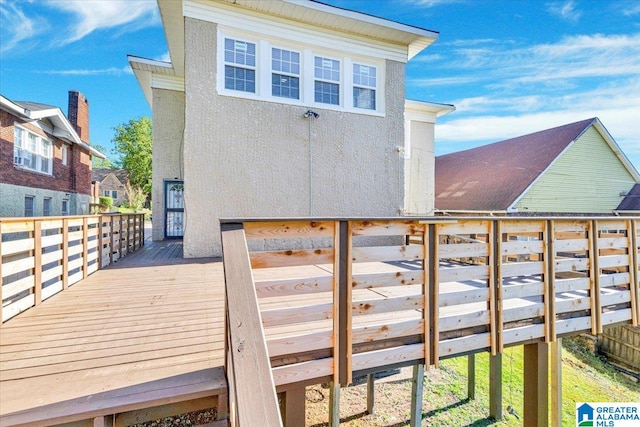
1, 213, 145, 322
221, 224, 283, 427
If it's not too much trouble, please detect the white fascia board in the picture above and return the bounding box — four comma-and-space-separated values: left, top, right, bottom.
405, 99, 455, 123
591, 118, 640, 182
151, 74, 185, 92
185, 0, 410, 62
1, 95, 29, 117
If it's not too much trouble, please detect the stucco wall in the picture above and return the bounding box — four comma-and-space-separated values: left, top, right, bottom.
183, 17, 405, 257
0, 183, 90, 217
151, 88, 185, 240
514, 126, 636, 213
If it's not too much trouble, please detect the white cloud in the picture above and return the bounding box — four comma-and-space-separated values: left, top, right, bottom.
404, 0, 464, 7
0, 0, 47, 53
45, 0, 159, 45
40, 66, 133, 76
155, 51, 171, 63
547, 0, 582, 22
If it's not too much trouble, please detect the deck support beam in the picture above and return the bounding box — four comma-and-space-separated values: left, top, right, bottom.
551, 339, 562, 427
281, 386, 306, 427
410, 363, 425, 427
523, 342, 549, 427
489, 353, 502, 420
329, 382, 340, 427
467, 354, 476, 400
366, 373, 375, 414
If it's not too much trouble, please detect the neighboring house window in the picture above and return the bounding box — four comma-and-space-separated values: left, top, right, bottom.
103, 190, 118, 199
314, 56, 340, 105
62, 200, 69, 215
62, 145, 68, 165
224, 38, 256, 93
43, 197, 52, 216
353, 64, 376, 110
272, 48, 300, 99
25, 196, 35, 217
13, 125, 53, 175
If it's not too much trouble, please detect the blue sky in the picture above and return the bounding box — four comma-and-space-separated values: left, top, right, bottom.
1, 0, 639, 170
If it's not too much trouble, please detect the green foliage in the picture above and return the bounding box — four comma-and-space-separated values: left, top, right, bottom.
99, 196, 113, 211
125, 182, 147, 212
92, 144, 113, 168
112, 116, 152, 200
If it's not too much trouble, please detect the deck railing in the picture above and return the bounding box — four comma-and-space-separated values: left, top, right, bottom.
221, 224, 283, 427
220, 217, 640, 391
1, 213, 145, 322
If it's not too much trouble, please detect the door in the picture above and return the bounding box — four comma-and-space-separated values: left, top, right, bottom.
164, 180, 184, 238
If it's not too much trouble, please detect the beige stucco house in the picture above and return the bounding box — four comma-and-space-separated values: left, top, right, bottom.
130, 0, 453, 257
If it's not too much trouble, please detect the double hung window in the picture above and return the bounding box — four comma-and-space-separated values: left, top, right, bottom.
272, 48, 300, 99
314, 56, 340, 105
353, 64, 376, 110
25, 196, 35, 217
224, 38, 256, 93
13, 125, 53, 175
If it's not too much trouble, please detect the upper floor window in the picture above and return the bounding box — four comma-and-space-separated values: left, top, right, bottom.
14, 125, 53, 175
272, 48, 300, 100
314, 56, 340, 105
353, 64, 376, 110
224, 38, 256, 93
217, 31, 384, 115
62, 145, 68, 165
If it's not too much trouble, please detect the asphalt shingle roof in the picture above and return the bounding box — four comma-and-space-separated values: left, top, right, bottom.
616, 183, 640, 211
435, 118, 596, 212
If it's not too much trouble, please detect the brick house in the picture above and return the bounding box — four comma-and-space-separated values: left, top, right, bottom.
0, 91, 105, 217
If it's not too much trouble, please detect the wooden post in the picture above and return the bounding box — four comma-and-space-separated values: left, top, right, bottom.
109, 215, 114, 266
337, 220, 352, 386
216, 393, 228, 421
467, 354, 476, 400
366, 374, 375, 414
523, 342, 549, 427
546, 220, 557, 342
628, 219, 638, 326
551, 339, 562, 427
98, 215, 104, 270
428, 224, 439, 366
410, 364, 425, 427
0, 222, 3, 312
62, 218, 69, 290
329, 382, 340, 427
489, 353, 503, 420
34, 220, 42, 306
493, 220, 503, 354
82, 217, 89, 278
282, 386, 306, 427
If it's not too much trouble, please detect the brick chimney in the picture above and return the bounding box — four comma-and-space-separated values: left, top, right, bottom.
68, 90, 89, 143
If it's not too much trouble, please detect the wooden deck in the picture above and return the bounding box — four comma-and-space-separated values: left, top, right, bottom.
0, 237, 227, 426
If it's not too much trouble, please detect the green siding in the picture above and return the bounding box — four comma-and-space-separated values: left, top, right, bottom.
514, 126, 636, 213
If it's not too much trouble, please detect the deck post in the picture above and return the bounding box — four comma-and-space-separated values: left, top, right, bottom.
329, 381, 340, 427
467, 354, 476, 400
410, 363, 425, 427
523, 342, 549, 427
93, 415, 114, 427
281, 386, 306, 427
489, 353, 502, 420
551, 339, 562, 427
216, 393, 228, 421
366, 373, 375, 414
33, 220, 42, 305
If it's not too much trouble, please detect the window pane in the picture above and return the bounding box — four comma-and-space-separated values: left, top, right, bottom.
43, 198, 51, 216
315, 81, 339, 105
25, 196, 34, 217
272, 48, 299, 76
14, 127, 23, 147
353, 64, 376, 88
225, 38, 255, 67
314, 56, 340, 82
272, 74, 299, 99
225, 65, 256, 93
353, 87, 376, 110
40, 156, 50, 173
28, 134, 37, 152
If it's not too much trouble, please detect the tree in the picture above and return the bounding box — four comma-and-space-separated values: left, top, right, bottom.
92, 144, 113, 169
112, 116, 152, 199
124, 182, 147, 212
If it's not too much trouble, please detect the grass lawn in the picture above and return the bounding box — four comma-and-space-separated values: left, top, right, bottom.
305, 337, 639, 426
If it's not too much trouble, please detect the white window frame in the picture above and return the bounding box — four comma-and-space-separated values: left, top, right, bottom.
13, 124, 53, 175
352, 63, 377, 111
313, 55, 341, 106
271, 46, 301, 100
216, 29, 385, 115
61, 145, 68, 166
223, 37, 257, 94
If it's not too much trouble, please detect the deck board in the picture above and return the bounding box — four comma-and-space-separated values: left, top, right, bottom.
0, 237, 227, 425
